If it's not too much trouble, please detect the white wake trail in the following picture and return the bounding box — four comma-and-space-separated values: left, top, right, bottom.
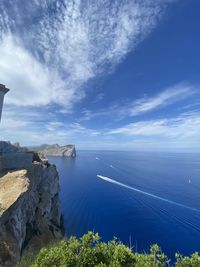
97, 175, 200, 213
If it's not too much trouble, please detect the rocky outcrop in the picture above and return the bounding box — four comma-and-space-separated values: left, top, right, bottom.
0, 141, 29, 154
37, 144, 76, 158
0, 162, 63, 266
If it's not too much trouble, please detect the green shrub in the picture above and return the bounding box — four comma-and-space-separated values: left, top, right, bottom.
175, 252, 200, 267
30, 232, 168, 267
16, 232, 200, 267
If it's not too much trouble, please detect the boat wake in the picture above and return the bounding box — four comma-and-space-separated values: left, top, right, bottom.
97, 175, 200, 213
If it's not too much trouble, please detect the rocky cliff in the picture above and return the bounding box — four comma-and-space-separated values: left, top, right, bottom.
37, 144, 76, 158
0, 162, 63, 266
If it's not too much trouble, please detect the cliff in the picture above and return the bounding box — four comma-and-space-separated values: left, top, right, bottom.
36, 144, 76, 158
0, 162, 63, 266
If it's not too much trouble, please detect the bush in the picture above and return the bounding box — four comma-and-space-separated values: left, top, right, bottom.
16, 232, 200, 267
30, 232, 168, 267
175, 252, 200, 267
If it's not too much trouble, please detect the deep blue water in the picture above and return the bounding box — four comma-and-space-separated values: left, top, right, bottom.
48, 151, 200, 259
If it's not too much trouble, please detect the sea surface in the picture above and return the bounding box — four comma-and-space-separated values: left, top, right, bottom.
48, 151, 200, 259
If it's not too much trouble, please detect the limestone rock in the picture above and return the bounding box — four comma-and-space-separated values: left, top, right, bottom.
0, 162, 63, 266
36, 144, 76, 158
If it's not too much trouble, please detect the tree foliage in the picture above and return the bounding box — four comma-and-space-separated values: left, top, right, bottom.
17, 232, 200, 267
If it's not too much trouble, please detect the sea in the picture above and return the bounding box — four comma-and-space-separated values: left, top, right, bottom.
48, 150, 200, 260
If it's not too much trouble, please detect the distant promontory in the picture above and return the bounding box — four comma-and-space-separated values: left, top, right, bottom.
33, 144, 76, 158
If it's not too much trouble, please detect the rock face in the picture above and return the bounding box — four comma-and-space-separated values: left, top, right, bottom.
0, 141, 33, 174
37, 144, 76, 158
0, 162, 63, 266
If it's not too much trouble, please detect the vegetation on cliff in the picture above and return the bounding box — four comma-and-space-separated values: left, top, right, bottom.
17, 231, 200, 267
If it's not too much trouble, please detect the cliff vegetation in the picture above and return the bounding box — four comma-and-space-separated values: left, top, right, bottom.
17, 231, 200, 267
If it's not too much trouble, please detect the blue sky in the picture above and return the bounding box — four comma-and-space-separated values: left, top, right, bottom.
0, 0, 200, 152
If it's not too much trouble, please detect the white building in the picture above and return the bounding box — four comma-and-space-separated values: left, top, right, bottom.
0, 84, 9, 122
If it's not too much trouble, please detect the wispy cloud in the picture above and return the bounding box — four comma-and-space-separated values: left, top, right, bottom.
79, 83, 197, 121
2, 0, 194, 152
69, 123, 100, 136
91, 93, 104, 104
128, 83, 195, 116
0, 36, 71, 107
1, 104, 199, 152
0, 106, 100, 145
0, 0, 176, 110
108, 111, 200, 142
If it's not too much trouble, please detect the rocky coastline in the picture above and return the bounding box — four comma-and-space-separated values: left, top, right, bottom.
0, 160, 64, 266
35, 144, 76, 158
0, 86, 65, 266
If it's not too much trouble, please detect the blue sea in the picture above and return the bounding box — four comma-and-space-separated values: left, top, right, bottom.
49, 151, 200, 259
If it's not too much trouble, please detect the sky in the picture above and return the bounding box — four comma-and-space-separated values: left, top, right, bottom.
0, 0, 200, 152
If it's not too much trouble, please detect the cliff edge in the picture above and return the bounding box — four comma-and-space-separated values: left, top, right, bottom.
0, 162, 63, 266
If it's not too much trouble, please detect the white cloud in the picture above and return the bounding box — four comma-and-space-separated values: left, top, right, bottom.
0, 106, 100, 145
1, 103, 199, 151
0, 35, 84, 110
129, 83, 195, 116
69, 122, 100, 136
79, 83, 197, 121
0, 0, 176, 109
108, 111, 200, 142
2, 0, 194, 152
